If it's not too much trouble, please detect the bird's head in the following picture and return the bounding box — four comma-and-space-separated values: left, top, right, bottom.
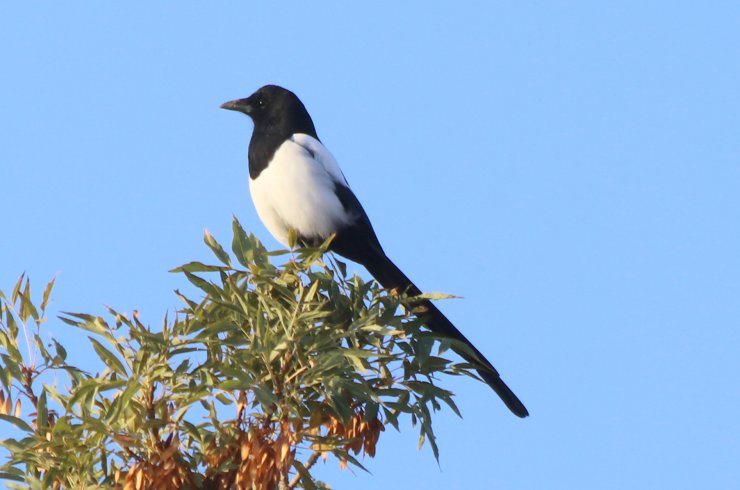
220, 85, 283, 120
220, 85, 316, 137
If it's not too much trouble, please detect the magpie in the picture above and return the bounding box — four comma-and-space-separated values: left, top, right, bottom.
221, 85, 528, 418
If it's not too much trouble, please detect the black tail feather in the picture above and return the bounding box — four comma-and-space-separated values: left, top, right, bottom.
363, 253, 529, 418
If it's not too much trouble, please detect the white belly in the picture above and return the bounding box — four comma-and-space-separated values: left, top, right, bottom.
248, 138, 350, 246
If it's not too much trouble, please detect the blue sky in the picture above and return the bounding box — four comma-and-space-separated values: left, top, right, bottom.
1, 2, 739, 488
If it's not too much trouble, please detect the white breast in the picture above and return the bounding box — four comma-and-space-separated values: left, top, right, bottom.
248, 134, 351, 246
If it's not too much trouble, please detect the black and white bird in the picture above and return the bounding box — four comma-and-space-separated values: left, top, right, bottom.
221, 85, 528, 418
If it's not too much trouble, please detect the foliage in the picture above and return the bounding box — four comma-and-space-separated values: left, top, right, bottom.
0, 218, 474, 489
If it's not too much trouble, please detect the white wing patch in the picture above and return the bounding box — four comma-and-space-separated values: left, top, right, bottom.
248, 133, 351, 247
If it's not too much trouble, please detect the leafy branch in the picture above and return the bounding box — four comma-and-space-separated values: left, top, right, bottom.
0, 218, 475, 489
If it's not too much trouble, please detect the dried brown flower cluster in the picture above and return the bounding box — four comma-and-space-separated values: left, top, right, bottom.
203, 421, 297, 490
310, 408, 385, 469
0, 388, 21, 418
118, 434, 192, 490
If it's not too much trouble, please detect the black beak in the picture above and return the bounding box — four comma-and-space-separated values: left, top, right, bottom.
220, 98, 252, 114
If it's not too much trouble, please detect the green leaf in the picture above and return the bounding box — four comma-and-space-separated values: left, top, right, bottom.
231, 217, 252, 267
329, 394, 353, 423
51, 338, 67, 363
18, 278, 39, 323
204, 229, 232, 266
40, 277, 56, 313
34, 334, 51, 364
287, 227, 298, 249
0, 414, 34, 433
10, 273, 25, 303
417, 399, 440, 461
180, 420, 201, 441
66, 381, 100, 409
88, 337, 128, 376
4, 307, 19, 341
170, 261, 228, 273
338, 450, 369, 473
0, 470, 24, 482
183, 271, 222, 298
341, 348, 378, 359
440, 394, 463, 418
59, 312, 109, 337
292, 461, 318, 490
1, 337, 23, 365
194, 319, 238, 339
334, 258, 347, 279
251, 385, 278, 408
36, 390, 48, 429
218, 379, 246, 391
104, 379, 140, 423
409, 291, 458, 301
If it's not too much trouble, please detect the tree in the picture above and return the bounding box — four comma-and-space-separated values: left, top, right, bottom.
0, 218, 478, 489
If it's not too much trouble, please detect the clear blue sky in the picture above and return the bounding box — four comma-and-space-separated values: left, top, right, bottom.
2, 2, 739, 488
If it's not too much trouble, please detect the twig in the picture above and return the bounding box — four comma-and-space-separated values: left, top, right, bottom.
288, 451, 322, 489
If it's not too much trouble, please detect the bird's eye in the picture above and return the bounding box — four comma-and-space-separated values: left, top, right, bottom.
258, 98, 265, 107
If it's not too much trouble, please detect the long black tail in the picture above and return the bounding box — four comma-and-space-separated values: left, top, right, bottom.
363, 253, 529, 418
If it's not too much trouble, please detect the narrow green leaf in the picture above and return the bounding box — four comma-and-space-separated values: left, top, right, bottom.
66, 382, 99, 409
101, 446, 108, 477
418, 401, 440, 461
409, 291, 458, 302
0, 414, 34, 432
5, 309, 19, 342
0, 471, 24, 482
170, 262, 228, 273
287, 227, 298, 249
183, 271, 222, 298
417, 430, 425, 450
1, 340, 23, 370
334, 258, 347, 279
34, 334, 51, 364
439, 394, 462, 418
218, 379, 247, 391
51, 338, 67, 363
180, 420, 202, 442
10, 273, 25, 303
36, 390, 48, 429
231, 217, 251, 267
251, 385, 278, 408
193, 319, 238, 339
382, 407, 400, 430
40, 277, 56, 313
214, 392, 232, 405
0, 365, 9, 390
59, 312, 109, 337
88, 337, 128, 376
303, 279, 320, 303
343, 352, 369, 373
203, 229, 232, 266
18, 280, 39, 323
339, 451, 369, 473
341, 348, 378, 359
330, 395, 353, 423
104, 379, 140, 423
292, 461, 318, 490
